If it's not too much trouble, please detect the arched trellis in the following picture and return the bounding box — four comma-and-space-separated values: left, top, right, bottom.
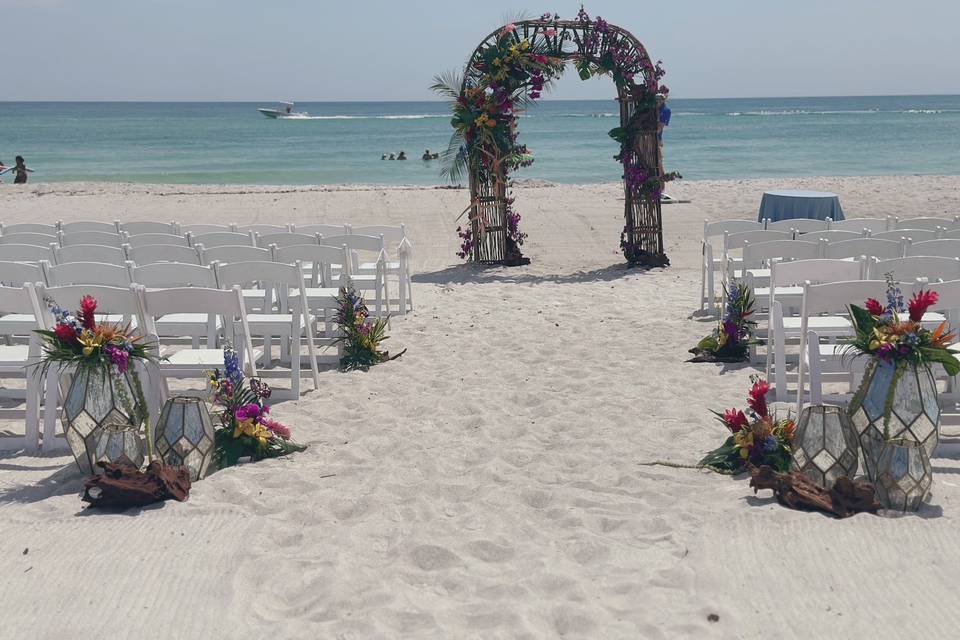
435, 10, 673, 267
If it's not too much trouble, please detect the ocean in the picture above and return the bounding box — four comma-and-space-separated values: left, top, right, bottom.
1, 96, 959, 185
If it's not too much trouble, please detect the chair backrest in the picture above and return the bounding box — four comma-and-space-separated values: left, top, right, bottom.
0, 232, 59, 247
131, 262, 218, 288
703, 220, 764, 241
215, 260, 303, 288
235, 224, 291, 234
59, 220, 118, 233
127, 244, 201, 266
0, 261, 47, 287
138, 286, 245, 336
118, 221, 179, 235
871, 256, 960, 283
125, 233, 191, 248
60, 230, 125, 247
925, 279, 960, 314
0, 283, 42, 318
38, 283, 141, 316
801, 279, 898, 317
823, 238, 902, 260
770, 259, 863, 288
828, 217, 889, 233
272, 244, 348, 286
191, 231, 255, 248
895, 217, 953, 231
766, 218, 830, 233
54, 244, 128, 266
943, 229, 960, 240
347, 224, 407, 244
799, 230, 864, 243
723, 230, 792, 252
907, 239, 960, 259
742, 239, 819, 266
874, 229, 940, 243
180, 223, 235, 235
255, 232, 318, 249
290, 223, 349, 236
45, 261, 133, 287
0, 244, 56, 263
316, 234, 384, 253
200, 245, 272, 265
0, 223, 59, 235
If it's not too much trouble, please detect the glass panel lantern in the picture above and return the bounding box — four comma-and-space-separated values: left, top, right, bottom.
872, 437, 932, 512
62, 366, 144, 475
154, 396, 215, 481
848, 360, 940, 479
791, 405, 858, 488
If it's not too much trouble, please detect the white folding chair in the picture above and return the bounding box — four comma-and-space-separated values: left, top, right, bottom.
34, 283, 147, 453
796, 279, 895, 414
314, 234, 387, 319
0, 223, 60, 235
215, 261, 320, 399
255, 232, 319, 249
125, 233, 192, 248
54, 244, 128, 266
700, 220, 765, 312
59, 230, 126, 248
828, 217, 890, 233
272, 244, 348, 338
199, 245, 272, 266
799, 230, 865, 243
870, 256, 960, 283
127, 244, 202, 266
45, 261, 133, 287
722, 230, 793, 285
875, 229, 942, 243
180, 223, 235, 235
0, 262, 48, 338
0, 244, 56, 263
119, 221, 179, 235
137, 286, 258, 404
766, 218, 830, 233
0, 232, 59, 247
191, 231, 256, 248
348, 224, 413, 314
907, 239, 960, 259
895, 217, 954, 232
823, 238, 903, 261
0, 283, 45, 454
235, 224, 291, 235
742, 239, 820, 293
59, 220, 119, 234
290, 223, 349, 236
131, 262, 221, 347
767, 259, 864, 402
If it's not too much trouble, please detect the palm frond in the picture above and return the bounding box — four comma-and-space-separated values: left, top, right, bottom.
439, 131, 468, 184
430, 70, 464, 101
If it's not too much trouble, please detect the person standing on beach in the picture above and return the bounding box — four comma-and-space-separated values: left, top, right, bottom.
656, 90, 671, 176
0, 157, 6, 183
12, 156, 32, 184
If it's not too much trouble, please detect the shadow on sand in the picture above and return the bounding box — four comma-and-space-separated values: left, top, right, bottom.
412, 262, 665, 286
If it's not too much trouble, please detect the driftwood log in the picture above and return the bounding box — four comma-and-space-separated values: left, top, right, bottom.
82, 461, 191, 509
749, 465, 880, 518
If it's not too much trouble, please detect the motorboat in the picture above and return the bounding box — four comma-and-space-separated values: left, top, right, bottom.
257, 101, 309, 119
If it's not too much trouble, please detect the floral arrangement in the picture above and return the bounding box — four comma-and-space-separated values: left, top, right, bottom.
434, 9, 672, 264
35, 295, 154, 448
208, 346, 304, 468
842, 274, 959, 377
699, 377, 796, 474
334, 282, 403, 370
689, 280, 758, 362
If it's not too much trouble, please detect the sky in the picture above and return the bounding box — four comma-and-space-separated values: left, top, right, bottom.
1, 0, 958, 101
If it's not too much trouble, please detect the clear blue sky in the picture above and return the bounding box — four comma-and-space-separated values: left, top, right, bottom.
1, 0, 957, 101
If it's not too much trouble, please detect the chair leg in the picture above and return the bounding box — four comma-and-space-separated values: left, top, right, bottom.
25, 368, 41, 455
42, 365, 61, 454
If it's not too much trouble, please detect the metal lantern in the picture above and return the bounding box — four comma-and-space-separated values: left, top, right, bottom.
848, 360, 940, 479
154, 396, 215, 481
791, 405, 858, 488
872, 437, 933, 512
63, 366, 144, 475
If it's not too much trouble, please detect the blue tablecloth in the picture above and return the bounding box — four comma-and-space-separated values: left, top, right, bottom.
758, 190, 844, 223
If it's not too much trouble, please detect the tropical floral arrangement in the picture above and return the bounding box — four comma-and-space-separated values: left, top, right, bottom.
842, 274, 959, 377
434, 8, 673, 264
689, 280, 757, 362
333, 282, 403, 371
208, 346, 304, 468
35, 295, 154, 443
699, 377, 796, 474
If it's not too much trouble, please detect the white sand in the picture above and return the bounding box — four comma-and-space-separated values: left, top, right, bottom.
1, 176, 960, 638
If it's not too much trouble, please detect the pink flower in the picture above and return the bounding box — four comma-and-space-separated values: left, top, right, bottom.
502, 23, 516, 33
543, 28, 557, 36
723, 409, 749, 433
53, 323, 77, 343
747, 379, 770, 418
261, 417, 291, 440
79, 295, 97, 331
908, 290, 938, 322
864, 298, 884, 316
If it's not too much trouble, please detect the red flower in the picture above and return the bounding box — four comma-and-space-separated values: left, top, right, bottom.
908, 289, 938, 322
747, 379, 770, 418
864, 298, 884, 316
79, 295, 97, 330
53, 323, 77, 343
723, 408, 749, 433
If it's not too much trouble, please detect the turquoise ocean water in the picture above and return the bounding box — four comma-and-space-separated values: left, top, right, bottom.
1, 96, 958, 185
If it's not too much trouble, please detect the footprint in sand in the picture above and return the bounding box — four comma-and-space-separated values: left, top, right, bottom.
409, 544, 460, 571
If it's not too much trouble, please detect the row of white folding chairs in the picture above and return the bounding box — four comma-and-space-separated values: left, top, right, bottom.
0, 280, 306, 454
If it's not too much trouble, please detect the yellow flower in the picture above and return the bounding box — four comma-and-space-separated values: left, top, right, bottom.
234, 419, 270, 446
474, 113, 490, 127
734, 430, 753, 459
493, 57, 501, 66
520, 40, 530, 50
78, 329, 104, 357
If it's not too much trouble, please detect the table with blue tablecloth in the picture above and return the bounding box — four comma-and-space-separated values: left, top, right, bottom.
757, 190, 844, 223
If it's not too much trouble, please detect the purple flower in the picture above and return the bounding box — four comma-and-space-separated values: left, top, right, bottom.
105, 345, 129, 373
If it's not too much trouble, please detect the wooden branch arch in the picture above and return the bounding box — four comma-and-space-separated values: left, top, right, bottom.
456, 17, 669, 267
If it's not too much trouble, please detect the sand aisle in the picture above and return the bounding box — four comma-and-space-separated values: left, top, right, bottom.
1, 177, 959, 639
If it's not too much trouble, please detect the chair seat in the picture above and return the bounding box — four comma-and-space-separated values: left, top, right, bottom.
155, 313, 222, 337
164, 347, 262, 368
0, 314, 36, 335
781, 316, 852, 334
0, 344, 30, 365
359, 261, 401, 272
295, 288, 340, 305
753, 286, 804, 299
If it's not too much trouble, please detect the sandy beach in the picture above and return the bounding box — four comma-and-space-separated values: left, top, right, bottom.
2, 176, 960, 639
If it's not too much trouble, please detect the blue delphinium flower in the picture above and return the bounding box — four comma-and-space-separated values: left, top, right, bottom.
223, 346, 243, 385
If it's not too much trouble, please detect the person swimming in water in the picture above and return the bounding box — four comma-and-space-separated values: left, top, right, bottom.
397, 151, 407, 160
422, 149, 432, 161
388, 153, 396, 160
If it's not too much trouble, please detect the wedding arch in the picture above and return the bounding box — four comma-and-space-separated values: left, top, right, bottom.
433, 9, 675, 267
